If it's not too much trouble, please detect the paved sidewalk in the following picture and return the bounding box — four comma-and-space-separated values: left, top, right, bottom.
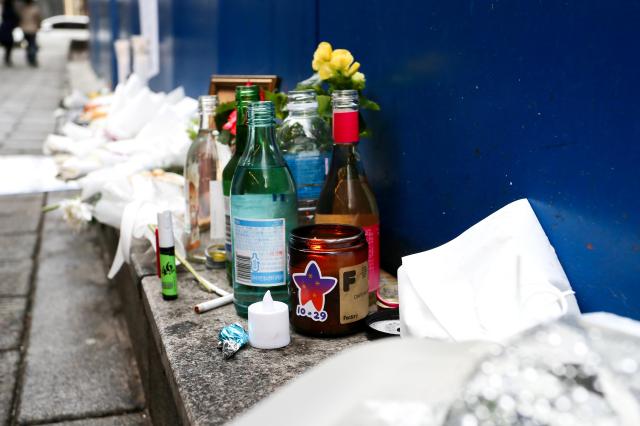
0, 36, 147, 426
0, 36, 67, 156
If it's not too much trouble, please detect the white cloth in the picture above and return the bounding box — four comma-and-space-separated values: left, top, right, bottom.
399, 199, 580, 342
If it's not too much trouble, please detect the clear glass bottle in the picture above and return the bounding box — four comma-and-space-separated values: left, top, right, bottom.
230, 101, 298, 317
223, 85, 260, 285
184, 95, 220, 262
315, 90, 380, 301
277, 90, 331, 226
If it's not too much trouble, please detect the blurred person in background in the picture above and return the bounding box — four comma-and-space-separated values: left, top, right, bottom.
0, 0, 19, 66
20, 0, 40, 67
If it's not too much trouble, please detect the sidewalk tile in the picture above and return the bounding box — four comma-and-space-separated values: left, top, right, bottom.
0, 194, 42, 235
0, 259, 32, 296
0, 297, 27, 350
19, 213, 144, 423
41, 413, 149, 426
0, 232, 38, 261
0, 350, 20, 425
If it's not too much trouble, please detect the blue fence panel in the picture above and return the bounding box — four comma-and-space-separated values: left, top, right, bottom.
216, 0, 316, 92
317, 0, 640, 318
88, 0, 640, 318
117, 0, 139, 38
170, 0, 218, 96
88, 0, 114, 83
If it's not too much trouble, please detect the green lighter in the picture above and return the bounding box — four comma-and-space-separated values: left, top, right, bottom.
157, 210, 178, 300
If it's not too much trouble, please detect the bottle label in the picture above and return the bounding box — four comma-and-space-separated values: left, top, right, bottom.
333, 111, 359, 143
292, 260, 337, 322
185, 180, 200, 251
209, 181, 225, 241
284, 153, 329, 200
361, 224, 380, 293
224, 195, 231, 259
160, 253, 177, 296
339, 261, 369, 324
231, 194, 297, 287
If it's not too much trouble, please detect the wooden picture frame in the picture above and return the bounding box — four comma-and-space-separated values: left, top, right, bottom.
208, 75, 280, 103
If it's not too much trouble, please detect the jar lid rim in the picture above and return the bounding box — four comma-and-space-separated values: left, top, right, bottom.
290, 224, 365, 246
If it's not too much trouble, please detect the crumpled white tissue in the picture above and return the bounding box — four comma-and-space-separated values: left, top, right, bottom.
399, 198, 580, 342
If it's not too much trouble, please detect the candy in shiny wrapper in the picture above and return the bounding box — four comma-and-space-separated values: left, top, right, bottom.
217, 323, 249, 359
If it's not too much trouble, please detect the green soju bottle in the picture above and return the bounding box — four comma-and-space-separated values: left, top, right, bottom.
230, 101, 298, 317
223, 85, 260, 286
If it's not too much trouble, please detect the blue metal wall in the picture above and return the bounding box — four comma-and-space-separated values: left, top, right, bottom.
87, 0, 115, 84
89, 0, 640, 319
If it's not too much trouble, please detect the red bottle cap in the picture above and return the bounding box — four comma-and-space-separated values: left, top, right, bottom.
333, 111, 359, 143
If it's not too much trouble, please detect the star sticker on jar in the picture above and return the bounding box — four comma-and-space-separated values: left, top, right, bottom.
292, 261, 337, 312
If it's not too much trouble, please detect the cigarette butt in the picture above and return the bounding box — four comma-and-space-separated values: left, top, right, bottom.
194, 293, 234, 314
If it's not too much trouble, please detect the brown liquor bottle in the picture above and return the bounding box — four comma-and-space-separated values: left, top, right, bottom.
315, 90, 380, 301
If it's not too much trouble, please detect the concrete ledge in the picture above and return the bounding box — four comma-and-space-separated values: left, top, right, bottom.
104, 226, 396, 425
100, 227, 180, 426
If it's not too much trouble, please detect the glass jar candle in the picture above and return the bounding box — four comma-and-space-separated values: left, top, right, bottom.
289, 224, 369, 337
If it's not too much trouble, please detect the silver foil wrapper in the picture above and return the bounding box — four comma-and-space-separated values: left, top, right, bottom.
217, 322, 249, 359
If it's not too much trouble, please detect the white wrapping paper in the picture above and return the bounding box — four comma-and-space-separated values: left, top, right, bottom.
399, 198, 580, 342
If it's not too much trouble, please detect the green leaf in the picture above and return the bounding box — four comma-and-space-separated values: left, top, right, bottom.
187, 127, 198, 141
84, 193, 102, 205
264, 91, 289, 120
186, 117, 199, 141
359, 128, 372, 138
359, 96, 381, 111
317, 95, 332, 120
217, 130, 232, 146
359, 111, 368, 135
216, 101, 236, 114
296, 73, 322, 88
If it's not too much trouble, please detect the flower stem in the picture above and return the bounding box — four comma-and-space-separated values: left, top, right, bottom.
42, 203, 60, 213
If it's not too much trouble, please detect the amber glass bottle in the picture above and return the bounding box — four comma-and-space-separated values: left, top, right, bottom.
315, 90, 380, 300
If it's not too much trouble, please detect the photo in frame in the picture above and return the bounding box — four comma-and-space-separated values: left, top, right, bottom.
208, 75, 279, 103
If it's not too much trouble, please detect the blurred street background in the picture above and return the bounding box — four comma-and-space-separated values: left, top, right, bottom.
0, 1, 148, 424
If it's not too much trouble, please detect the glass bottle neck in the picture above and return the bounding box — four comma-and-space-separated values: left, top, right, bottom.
324, 142, 365, 186
288, 108, 319, 118
249, 125, 278, 150
199, 111, 215, 132
235, 122, 248, 157
242, 124, 285, 167
331, 141, 359, 157
234, 98, 258, 157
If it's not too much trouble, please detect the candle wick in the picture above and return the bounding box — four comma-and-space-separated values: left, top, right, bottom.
263, 290, 274, 311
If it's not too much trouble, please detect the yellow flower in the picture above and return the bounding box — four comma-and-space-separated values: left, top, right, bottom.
313, 42, 333, 62
318, 62, 335, 80
352, 72, 365, 83
329, 49, 354, 73
351, 71, 365, 88
311, 42, 362, 82
346, 61, 360, 76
